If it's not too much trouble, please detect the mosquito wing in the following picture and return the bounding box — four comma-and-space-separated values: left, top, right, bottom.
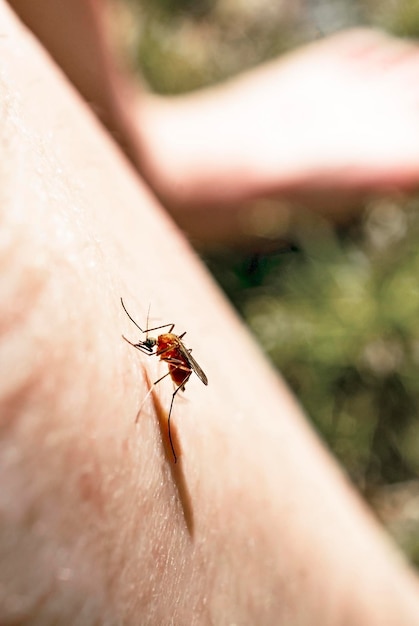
178, 340, 208, 386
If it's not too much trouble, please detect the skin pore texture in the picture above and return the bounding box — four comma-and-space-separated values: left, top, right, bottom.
2, 1, 419, 624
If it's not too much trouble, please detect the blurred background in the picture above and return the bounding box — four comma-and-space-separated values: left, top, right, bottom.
114, 0, 419, 567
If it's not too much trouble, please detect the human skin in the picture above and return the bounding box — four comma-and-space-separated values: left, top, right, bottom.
2, 1, 419, 624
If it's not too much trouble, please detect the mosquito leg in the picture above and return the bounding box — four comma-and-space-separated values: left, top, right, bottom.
159, 356, 191, 371
135, 370, 172, 423
121, 298, 175, 334
144, 323, 175, 334
168, 374, 191, 463
121, 298, 145, 332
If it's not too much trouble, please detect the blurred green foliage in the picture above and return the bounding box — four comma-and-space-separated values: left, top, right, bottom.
119, 0, 419, 566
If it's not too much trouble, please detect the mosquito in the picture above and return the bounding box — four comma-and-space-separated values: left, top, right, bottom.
121, 298, 208, 463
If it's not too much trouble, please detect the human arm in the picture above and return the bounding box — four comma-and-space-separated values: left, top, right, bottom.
1, 2, 419, 624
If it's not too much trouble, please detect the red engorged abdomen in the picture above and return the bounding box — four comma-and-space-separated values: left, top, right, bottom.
157, 334, 190, 388
169, 363, 190, 387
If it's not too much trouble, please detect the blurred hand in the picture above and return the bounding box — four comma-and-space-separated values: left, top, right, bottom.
135, 29, 419, 243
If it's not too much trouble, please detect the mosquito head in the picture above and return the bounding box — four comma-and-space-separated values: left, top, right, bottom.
141, 336, 157, 352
